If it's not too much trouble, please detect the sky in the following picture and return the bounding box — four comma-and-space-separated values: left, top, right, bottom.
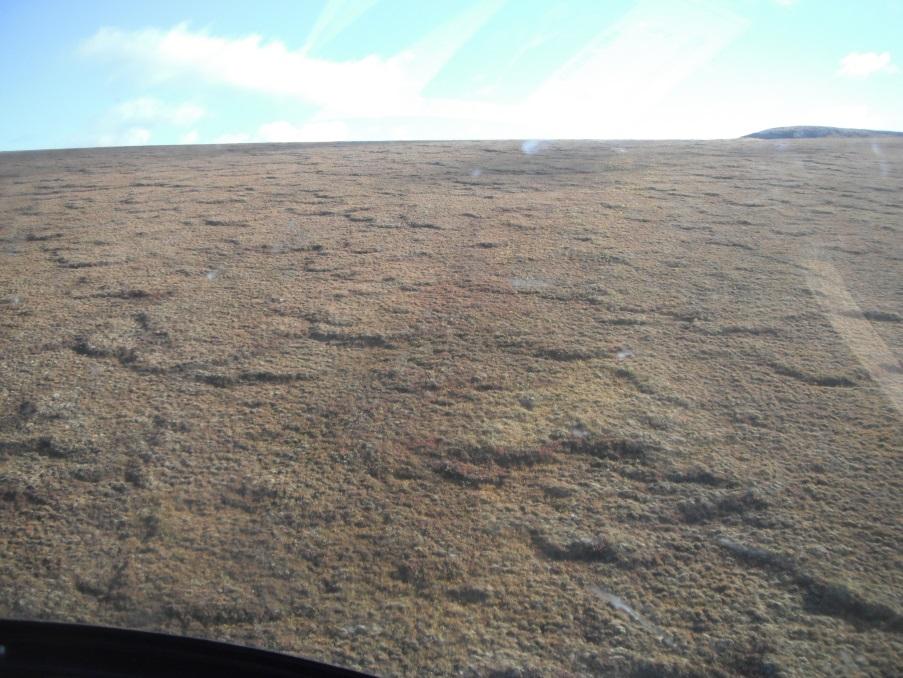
1, 0, 901, 150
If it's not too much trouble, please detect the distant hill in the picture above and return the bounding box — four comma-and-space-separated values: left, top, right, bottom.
744, 126, 903, 139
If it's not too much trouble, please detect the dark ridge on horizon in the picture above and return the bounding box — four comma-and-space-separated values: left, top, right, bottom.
745, 125, 903, 139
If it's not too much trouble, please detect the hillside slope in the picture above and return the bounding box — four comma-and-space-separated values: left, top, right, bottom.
1, 138, 901, 676
745, 125, 903, 139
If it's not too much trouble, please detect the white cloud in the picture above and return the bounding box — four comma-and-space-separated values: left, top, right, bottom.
212, 120, 350, 145
517, 1, 749, 138
257, 120, 350, 142
113, 96, 205, 125
82, 6, 501, 120
126, 127, 152, 145
84, 24, 409, 116
213, 132, 251, 144
838, 51, 896, 78
97, 98, 201, 148
98, 127, 151, 146
82, 1, 770, 141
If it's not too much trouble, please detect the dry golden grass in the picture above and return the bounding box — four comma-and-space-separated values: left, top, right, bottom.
1, 139, 901, 675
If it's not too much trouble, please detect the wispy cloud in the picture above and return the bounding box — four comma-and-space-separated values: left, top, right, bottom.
96, 97, 201, 148
82, 0, 750, 141
301, 0, 378, 55
838, 51, 896, 78
213, 132, 251, 144
258, 120, 350, 142
520, 0, 748, 138
114, 97, 205, 125
99, 127, 151, 147
213, 120, 351, 144
82, 4, 501, 120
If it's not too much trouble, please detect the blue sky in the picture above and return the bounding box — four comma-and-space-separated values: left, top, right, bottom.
1, 0, 901, 150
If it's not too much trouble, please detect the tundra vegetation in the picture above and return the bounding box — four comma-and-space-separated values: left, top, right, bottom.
1, 138, 901, 675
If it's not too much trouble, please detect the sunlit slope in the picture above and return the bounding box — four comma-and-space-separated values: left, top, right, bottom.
1, 139, 901, 676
